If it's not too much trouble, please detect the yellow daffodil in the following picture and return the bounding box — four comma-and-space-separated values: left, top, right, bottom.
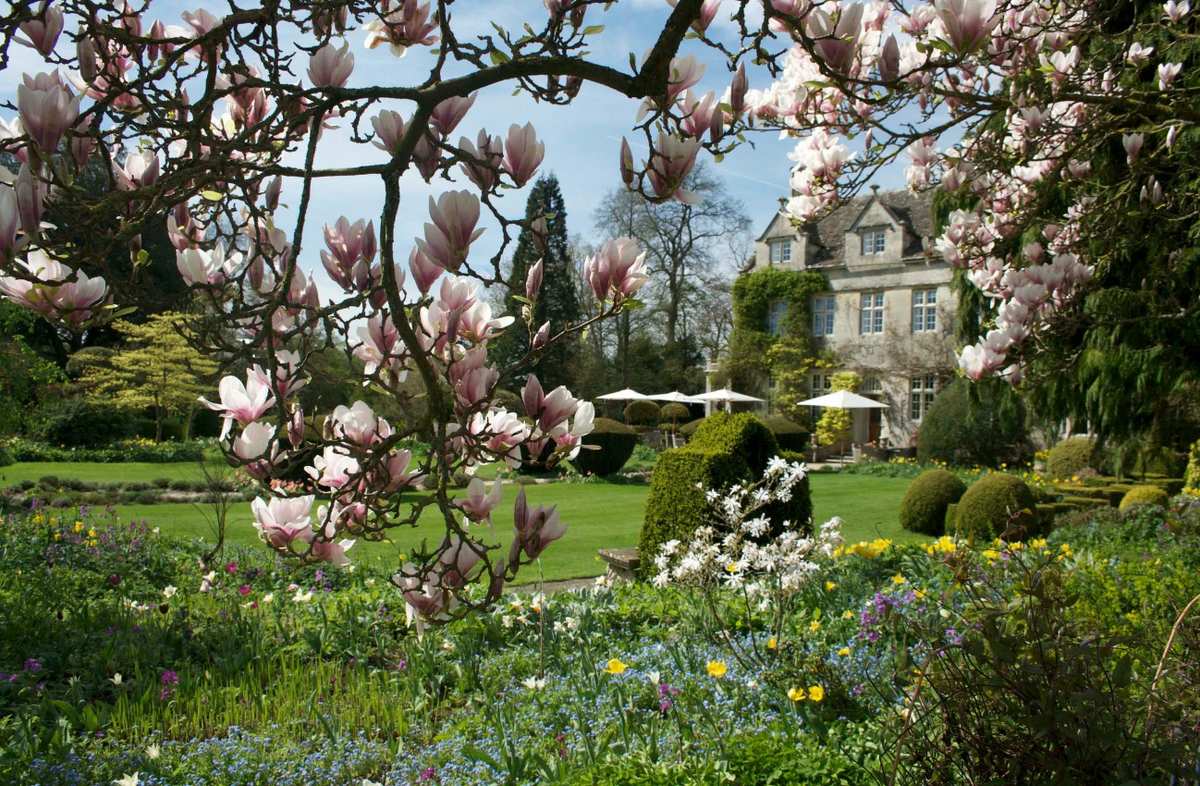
603, 659, 628, 675
825, 581, 837, 592
809, 620, 821, 633
787, 686, 806, 702
842, 610, 854, 619
891, 574, 906, 585
706, 661, 727, 678
74, 521, 83, 533
766, 636, 777, 650
837, 647, 851, 656
807, 685, 824, 702
914, 589, 926, 599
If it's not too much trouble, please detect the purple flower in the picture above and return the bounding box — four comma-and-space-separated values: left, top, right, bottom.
23, 658, 42, 673
161, 670, 179, 686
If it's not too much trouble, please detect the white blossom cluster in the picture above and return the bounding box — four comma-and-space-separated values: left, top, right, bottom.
652, 456, 843, 610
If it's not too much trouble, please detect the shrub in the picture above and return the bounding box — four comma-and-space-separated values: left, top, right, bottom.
6, 437, 204, 463
569, 417, 639, 477
660, 402, 690, 422
638, 412, 812, 576
917, 379, 1029, 468
169, 478, 192, 491
1118, 485, 1170, 510
757, 414, 811, 453
36, 399, 136, 448
954, 472, 1039, 541
624, 399, 662, 425
899, 469, 967, 536
0, 442, 11, 468
1046, 436, 1102, 479
1130, 448, 1186, 478
1188, 439, 1200, 490
679, 418, 706, 436
152, 477, 172, 488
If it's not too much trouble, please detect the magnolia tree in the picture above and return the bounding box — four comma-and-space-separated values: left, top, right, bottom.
0, 0, 1184, 628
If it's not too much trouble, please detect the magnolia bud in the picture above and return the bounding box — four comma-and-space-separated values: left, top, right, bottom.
78, 29, 97, 83
15, 163, 41, 236
265, 176, 282, 212
532, 321, 551, 350
730, 61, 748, 115
526, 258, 544, 300
569, 5, 586, 27
288, 404, 305, 447
619, 137, 634, 186
530, 216, 548, 254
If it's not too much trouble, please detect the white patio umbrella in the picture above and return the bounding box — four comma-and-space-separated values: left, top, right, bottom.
795, 390, 888, 409
596, 388, 650, 401
694, 388, 765, 403
647, 391, 703, 404
796, 390, 887, 464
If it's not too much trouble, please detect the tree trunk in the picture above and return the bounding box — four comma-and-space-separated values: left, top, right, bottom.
184, 406, 195, 442
155, 410, 163, 443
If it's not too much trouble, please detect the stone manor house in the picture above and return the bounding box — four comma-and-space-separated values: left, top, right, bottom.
711, 186, 957, 449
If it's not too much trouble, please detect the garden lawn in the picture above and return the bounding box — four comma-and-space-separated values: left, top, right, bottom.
103, 472, 920, 581
1, 461, 210, 486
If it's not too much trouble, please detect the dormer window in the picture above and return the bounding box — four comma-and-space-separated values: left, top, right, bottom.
769, 239, 792, 265
860, 229, 887, 255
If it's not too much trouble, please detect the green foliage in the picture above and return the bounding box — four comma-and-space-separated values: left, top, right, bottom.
679, 417, 705, 436
6, 437, 205, 463
660, 402, 690, 421
638, 413, 812, 574
1118, 485, 1170, 510
569, 417, 639, 477
815, 372, 860, 449
899, 469, 967, 536
1046, 436, 1101, 479
1187, 440, 1200, 490
757, 414, 811, 453
953, 472, 1038, 541
35, 399, 137, 448
722, 268, 828, 397
916, 379, 1029, 468
624, 399, 662, 425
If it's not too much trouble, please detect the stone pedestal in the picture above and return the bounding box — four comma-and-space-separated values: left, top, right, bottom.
597, 547, 640, 583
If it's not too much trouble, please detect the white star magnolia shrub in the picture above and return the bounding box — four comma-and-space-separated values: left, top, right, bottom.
0, 0, 1183, 626
653, 457, 844, 610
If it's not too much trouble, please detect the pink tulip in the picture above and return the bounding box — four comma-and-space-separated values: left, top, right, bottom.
508, 487, 568, 563
251, 495, 315, 547
459, 129, 504, 192
308, 41, 355, 88
17, 72, 79, 154
429, 93, 477, 138
504, 123, 545, 188
933, 0, 998, 55
372, 109, 406, 155
18, 4, 65, 57
200, 370, 276, 439
666, 0, 721, 33
409, 246, 444, 294
526, 258, 544, 300
646, 133, 701, 203
415, 190, 484, 272
584, 237, 648, 303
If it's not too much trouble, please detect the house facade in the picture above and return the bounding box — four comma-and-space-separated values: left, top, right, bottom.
731, 186, 957, 448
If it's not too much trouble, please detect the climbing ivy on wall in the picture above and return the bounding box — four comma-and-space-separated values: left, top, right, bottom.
721, 268, 830, 422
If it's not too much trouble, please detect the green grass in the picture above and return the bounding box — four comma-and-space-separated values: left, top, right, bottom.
0, 461, 211, 486
99, 472, 919, 582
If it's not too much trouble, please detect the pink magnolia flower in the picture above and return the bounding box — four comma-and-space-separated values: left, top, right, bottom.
509, 487, 568, 563
504, 123, 545, 188
1164, 0, 1190, 20
321, 216, 377, 291
176, 242, 242, 286
878, 34, 901, 82
311, 521, 356, 566
372, 110, 406, 155
18, 4, 65, 57
730, 61, 748, 115
363, 0, 439, 58
584, 237, 648, 303
666, 0, 721, 33
14, 163, 42, 237
645, 133, 701, 203
807, 4, 863, 74
415, 190, 485, 271
619, 137, 635, 186
1127, 42, 1154, 66
666, 54, 705, 102
409, 246, 444, 294
355, 312, 406, 380
17, 72, 80, 154
382, 448, 425, 491
251, 495, 315, 547
1167, 125, 1180, 149
233, 421, 276, 460
200, 370, 276, 439
0, 187, 20, 260
552, 401, 595, 460
331, 400, 391, 446
308, 41, 355, 88
1158, 62, 1182, 90
460, 129, 504, 191
306, 446, 361, 490
436, 536, 484, 589
429, 93, 477, 138
679, 90, 721, 141
932, 0, 998, 55
457, 478, 505, 529
526, 258, 544, 300
1122, 132, 1144, 164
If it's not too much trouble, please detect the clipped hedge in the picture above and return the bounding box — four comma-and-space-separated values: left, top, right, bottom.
569, 417, 639, 477
679, 418, 706, 437
1119, 485, 1170, 510
916, 379, 1029, 468
1046, 437, 1101, 479
7, 438, 206, 464
624, 400, 662, 425
758, 415, 811, 453
954, 472, 1039, 542
899, 469, 967, 536
36, 399, 137, 448
638, 413, 812, 576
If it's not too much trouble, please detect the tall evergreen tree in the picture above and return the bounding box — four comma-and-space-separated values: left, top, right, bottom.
494, 174, 580, 393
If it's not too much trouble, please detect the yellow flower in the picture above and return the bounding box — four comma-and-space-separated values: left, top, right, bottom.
914, 589, 926, 599
809, 620, 821, 633
837, 647, 850, 656
807, 685, 824, 702
891, 574, 906, 585
603, 659, 628, 675
74, 522, 83, 533
825, 581, 837, 592
54, 533, 61, 541
88, 528, 96, 538
766, 636, 777, 650
706, 661, 727, 678
726, 562, 739, 573
842, 610, 854, 619
787, 686, 806, 702
982, 549, 1000, 560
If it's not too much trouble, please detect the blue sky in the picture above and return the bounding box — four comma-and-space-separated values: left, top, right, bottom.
0, 0, 909, 296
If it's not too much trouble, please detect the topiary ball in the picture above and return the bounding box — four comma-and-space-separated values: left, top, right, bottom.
624, 399, 662, 425
1118, 485, 1170, 510
660, 402, 690, 421
570, 417, 639, 477
954, 472, 1038, 542
757, 414, 812, 453
1046, 437, 1100, 480
899, 469, 967, 536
